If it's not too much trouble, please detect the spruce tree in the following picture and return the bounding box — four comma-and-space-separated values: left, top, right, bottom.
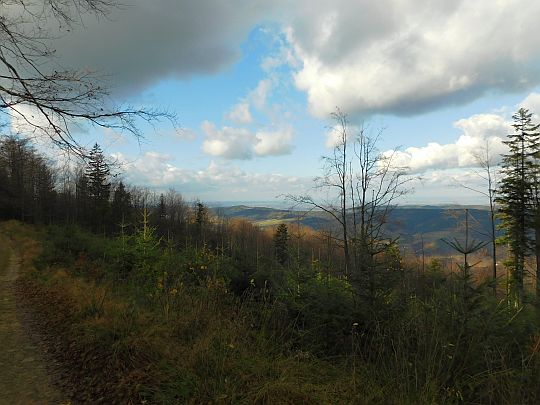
496, 108, 540, 303
85, 143, 111, 232
274, 223, 289, 266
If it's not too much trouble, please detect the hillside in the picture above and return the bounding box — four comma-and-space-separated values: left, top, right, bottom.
214, 205, 497, 256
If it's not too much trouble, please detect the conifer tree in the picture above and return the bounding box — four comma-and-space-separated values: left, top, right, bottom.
85, 143, 111, 232
86, 144, 111, 202
194, 201, 209, 244
274, 223, 290, 266
195, 201, 208, 225
496, 108, 540, 303
111, 181, 132, 234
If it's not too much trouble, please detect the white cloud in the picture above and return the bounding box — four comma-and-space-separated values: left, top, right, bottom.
226, 102, 253, 124
201, 121, 254, 160
224, 78, 275, 127
9, 104, 49, 136
22, 1, 540, 118
249, 79, 273, 110
325, 122, 360, 148
261, 44, 298, 72
521, 92, 540, 117
253, 127, 294, 156
402, 168, 492, 205
201, 121, 294, 159
8, 104, 91, 151
112, 151, 184, 187
387, 113, 510, 173
283, 0, 540, 117
111, 152, 310, 199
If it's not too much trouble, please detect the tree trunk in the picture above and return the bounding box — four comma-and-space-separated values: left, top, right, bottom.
536, 224, 540, 300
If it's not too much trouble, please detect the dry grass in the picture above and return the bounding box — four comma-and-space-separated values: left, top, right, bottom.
6, 220, 540, 404
1, 221, 364, 403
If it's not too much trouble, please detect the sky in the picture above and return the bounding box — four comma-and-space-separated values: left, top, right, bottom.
12, 0, 540, 205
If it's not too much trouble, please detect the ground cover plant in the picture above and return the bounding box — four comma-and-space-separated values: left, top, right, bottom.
3, 218, 540, 404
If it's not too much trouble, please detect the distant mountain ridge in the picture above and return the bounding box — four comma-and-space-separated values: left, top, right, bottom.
212, 204, 497, 256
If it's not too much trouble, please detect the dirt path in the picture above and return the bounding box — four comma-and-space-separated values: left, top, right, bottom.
0, 241, 65, 405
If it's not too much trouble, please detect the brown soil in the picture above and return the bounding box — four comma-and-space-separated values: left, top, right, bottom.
0, 241, 66, 405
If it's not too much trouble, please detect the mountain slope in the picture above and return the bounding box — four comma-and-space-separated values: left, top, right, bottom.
214, 205, 496, 255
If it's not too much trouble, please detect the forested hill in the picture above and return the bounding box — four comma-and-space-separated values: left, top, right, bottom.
214, 204, 496, 255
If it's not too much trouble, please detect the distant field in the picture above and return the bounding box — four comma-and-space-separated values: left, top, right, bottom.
253, 218, 297, 227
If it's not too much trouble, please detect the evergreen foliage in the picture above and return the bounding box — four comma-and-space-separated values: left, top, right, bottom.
496, 108, 540, 303
84, 143, 111, 232
6, 122, 540, 403
274, 223, 289, 266
195, 201, 208, 226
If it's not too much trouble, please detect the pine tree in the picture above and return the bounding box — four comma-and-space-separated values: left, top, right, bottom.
86, 144, 111, 202
496, 108, 540, 303
274, 223, 289, 266
85, 143, 111, 232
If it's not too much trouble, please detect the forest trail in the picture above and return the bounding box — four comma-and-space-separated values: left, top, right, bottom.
0, 240, 65, 405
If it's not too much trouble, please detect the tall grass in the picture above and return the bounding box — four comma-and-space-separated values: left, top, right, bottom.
5, 220, 540, 404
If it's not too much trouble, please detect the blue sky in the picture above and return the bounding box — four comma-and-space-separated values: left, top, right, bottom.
12, 1, 540, 205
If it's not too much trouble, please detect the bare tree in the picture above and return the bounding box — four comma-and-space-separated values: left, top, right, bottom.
476, 142, 499, 295
456, 140, 500, 295
0, 0, 175, 155
286, 110, 352, 274
287, 109, 411, 285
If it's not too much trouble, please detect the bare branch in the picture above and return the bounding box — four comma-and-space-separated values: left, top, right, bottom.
0, 0, 177, 156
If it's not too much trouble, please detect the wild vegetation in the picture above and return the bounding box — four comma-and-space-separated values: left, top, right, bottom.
2, 1, 540, 402
2, 107, 540, 403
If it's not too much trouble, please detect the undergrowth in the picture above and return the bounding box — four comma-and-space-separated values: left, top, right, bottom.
4, 220, 540, 404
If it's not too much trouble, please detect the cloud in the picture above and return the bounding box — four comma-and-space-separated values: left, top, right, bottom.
201, 121, 293, 159
226, 79, 274, 122
284, 0, 540, 117
324, 122, 360, 148
249, 79, 273, 110
387, 113, 510, 173
253, 127, 294, 156
111, 152, 310, 199
401, 168, 493, 205
45, 1, 278, 96
261, 45, 298, 72
521, 92, 540, 117
20, 1, 540, 119
226, 102, 253, 124
201, 121, 254, 160
8, 104, 90, 147
112, 151, 184, 187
